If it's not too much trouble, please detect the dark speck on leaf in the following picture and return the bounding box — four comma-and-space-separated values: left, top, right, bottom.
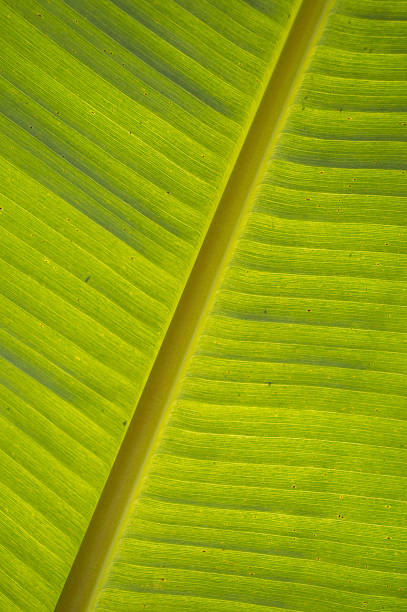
263, 309, 267, 314
122, 420, 127, 426
85, 276, 90, 283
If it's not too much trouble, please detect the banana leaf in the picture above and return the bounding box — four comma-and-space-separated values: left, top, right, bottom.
1, 0, 406, 610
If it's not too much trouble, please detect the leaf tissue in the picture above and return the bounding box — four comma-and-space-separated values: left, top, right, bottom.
0, 0, 406, 610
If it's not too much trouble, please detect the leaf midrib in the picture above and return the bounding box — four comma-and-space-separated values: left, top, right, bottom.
55, 1, 334, 609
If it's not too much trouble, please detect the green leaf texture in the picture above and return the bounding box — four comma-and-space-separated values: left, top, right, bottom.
93, 1, 407, 611
0, 0, 302, 608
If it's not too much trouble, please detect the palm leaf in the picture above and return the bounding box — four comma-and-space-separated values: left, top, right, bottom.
1, 0, 407, 610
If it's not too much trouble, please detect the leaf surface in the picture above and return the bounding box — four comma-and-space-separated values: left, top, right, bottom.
1, 0, 407, 611
91, 1, 407, 610
0, 0, 302, 608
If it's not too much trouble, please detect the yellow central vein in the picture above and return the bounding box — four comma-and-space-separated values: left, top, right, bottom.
55, 1, 334, 609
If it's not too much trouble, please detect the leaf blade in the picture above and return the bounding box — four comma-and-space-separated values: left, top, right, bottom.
93, 1, 407, 610
0, 0, 302, 608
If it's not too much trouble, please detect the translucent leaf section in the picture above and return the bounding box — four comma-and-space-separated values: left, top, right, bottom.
95, 1, 407, 610
0, 0, 301, 608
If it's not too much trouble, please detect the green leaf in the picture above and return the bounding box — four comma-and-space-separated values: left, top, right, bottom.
0, 0, 303, 609
2, 0, 407, 610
